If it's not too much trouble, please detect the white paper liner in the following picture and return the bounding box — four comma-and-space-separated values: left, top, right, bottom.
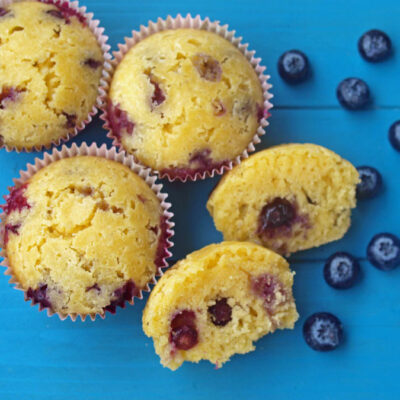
100, 13, 273, 182
0, 0, 112, 152
0, 142, 175, 321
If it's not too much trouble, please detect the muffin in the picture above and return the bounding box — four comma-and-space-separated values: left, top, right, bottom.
1, 155, 169, 318
0, 1, 104, 150
106, 27, 266, 179
207, 144, 359, 255
143, 241, 298, 370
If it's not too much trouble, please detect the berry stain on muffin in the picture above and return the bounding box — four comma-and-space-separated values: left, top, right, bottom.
104, 280, 140, 314
85, 283, 101, 292
62, 112, 78, 129
84, 58, 103, 69
154, 216, 171, 269
2, 184, 31, 215
3, 223, 21, 245
42, 0, 86, 24
257, 103, 265, 122
26, 284, 52, 309
251, 274, 287, 313
0, 87, 25, 109
190, 149, 214, 168
211, 99, 226, 116
160, 149, 229, 180
191, 53, 222, 82
0, 7, 11, 17
148, 75, 166, 109
106, 100, 135, 141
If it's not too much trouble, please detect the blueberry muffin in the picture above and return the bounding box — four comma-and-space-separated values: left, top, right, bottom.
1, 156, 168, 317
143, 241, 298, 370
107, 28, 264, 179
0, 1, 104, 150
207, 144, 359, 255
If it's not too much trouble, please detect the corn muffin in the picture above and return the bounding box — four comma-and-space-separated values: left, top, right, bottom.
107, 28, 264, 179
1, 156, 168, 317
143, 241, 298, 370
207, 144, 359, 255
0, 1, 104, 150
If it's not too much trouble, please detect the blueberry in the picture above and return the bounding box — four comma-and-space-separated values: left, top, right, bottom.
367, 233, 400, 271
278, 50, 309, 84
303, 312, 344, 352
258, 197, 296, 231
358, 29, 392, 62
324, 252, 360, 289
208, 298, 232, 326
169, 310, 198, 350
337, 78, 370, 110
389, 121, 400, 152
356, 166, 382, 199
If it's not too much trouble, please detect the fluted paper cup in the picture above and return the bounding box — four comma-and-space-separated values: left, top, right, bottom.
0, 142, 175, 321
100, 14, 273, 182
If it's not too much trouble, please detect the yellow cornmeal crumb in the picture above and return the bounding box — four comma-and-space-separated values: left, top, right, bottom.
4, 156, 163, 316
143, 241, 298, 370
109, 29, 263, 171
0, 1, 103, 150
207, 144, 359, 255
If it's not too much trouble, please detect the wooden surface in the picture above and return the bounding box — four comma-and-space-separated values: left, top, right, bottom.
1, 0, 400, 398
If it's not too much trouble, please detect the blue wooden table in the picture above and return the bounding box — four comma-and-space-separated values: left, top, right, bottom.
1, 0, 400, 399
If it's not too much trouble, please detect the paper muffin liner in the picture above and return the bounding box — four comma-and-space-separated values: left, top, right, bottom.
99, 13, 273, 182
0, 142, 175, 321
0, 0, 112, 152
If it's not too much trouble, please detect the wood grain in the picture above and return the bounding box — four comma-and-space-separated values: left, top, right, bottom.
0, 0, 399, 399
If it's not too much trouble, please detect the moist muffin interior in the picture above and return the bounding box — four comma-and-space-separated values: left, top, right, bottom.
0, 1, 103, 150
108, 28, 264, 174
207, 144, 359, 255
2, 156, 165, 316
143, 241, 298, 370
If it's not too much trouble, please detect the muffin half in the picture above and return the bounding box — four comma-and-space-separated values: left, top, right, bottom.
207, 144, 359, 255
143, 241, 298, 370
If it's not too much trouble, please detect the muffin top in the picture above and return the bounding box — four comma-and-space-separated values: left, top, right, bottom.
2, 156, 165, 316
207, 144, 359, 255
108, 28, 264, 176
143, 241, 298, 370
0, 1, 104, 150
